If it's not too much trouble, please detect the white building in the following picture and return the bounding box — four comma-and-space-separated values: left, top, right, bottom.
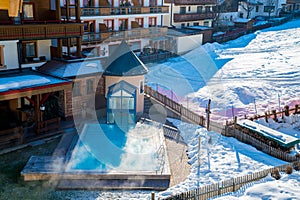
238, 0, 287, 19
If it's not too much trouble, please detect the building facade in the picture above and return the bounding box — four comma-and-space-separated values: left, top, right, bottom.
163, 0, 217, 29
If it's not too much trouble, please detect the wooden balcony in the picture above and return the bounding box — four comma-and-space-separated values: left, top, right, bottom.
0, 21, 84, 41
174, 12, 215, 22
64, 27, 168, 45
164, 0, 217, 5
61, 6, 169, 17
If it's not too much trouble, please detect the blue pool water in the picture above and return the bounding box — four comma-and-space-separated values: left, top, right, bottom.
68, 124, 130, 171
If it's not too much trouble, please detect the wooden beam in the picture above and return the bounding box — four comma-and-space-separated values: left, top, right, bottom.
0, 83, 72, 101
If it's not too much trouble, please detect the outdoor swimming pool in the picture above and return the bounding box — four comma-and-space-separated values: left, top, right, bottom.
66, 122, 170, 174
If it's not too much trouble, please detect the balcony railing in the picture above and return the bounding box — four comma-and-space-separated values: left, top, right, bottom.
174, 12, 215, 22
61, 6, 169, 17
164, 0, 217, 5
64, 27, 168, 45
0, 21, 83, 41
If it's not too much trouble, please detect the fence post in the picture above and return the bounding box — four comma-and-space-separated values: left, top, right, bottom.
151, 192, 155, 200
264, 112, 268, 123
284, 105, 289, 116
272, 110, 277, 121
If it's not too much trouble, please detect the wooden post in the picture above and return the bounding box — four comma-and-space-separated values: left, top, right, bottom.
206, 99, 211, 131
272, 110, 277, 122
234, 116, 237, 129
264, 112, 268, 123
295, 104, 299, 114
284, 105, 289, 117
151, 192, 155, 200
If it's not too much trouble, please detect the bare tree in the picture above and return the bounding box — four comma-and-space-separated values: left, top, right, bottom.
212, 0, 237, 31
240, 0, 254, 19
265, 0, 275, 18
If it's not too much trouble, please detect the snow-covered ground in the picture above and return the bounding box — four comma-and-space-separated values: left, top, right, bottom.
157, 118, 288, 198
54, 19, 300, 199
146, 18, 300, 123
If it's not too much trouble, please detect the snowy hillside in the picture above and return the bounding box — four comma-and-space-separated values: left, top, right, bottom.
147, 18, 300, 123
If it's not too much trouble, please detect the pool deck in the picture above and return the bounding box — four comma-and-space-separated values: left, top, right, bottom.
21, 124, 190, 190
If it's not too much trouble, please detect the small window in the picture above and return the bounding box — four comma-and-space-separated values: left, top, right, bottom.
86, 79, 94, 94
205, 6, 211, 13
193, 22, 199, 26
23, 3, 35, 20
256, 6, 259, 12
22, 41, 37, 62
188, 6, 191, 12
139, 80, 144, 94
0, 45, 4, 67
197, 6, 202, 13
73, 81, 81, 96
204, 21, 209, 27
63, 0, 76, 6
187, 23, 190, 27
181, 23, 185, 28
180, 7, 186, 14
149, 17, 156, 27
135, 18, 144, 27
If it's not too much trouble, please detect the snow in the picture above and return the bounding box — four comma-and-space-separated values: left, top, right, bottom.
214, 172, 300, 200
146, 18, 300, 123
157, 118, 287, 198
54, 19, 300, 199
0, 75, 51, 92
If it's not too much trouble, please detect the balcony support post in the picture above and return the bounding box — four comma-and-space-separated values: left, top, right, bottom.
56, 0, 61, 20
76, 37, 82, 57
17, 41, 22, 72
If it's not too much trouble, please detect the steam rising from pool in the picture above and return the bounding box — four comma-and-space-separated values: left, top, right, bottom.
67, 122, 166, 173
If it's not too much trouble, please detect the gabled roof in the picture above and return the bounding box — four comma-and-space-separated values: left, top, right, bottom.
38, 58, 104, 78
108, 80, 137, 96
103, 40, 149, 76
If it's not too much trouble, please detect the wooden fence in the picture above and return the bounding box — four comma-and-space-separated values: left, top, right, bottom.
0, 126, 23, 150
160, 161, 300, 200
145, 85, 205, 127
226, 126, 298, 162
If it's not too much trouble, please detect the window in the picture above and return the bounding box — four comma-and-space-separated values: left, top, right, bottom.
187, 23, 190, 27
204, 21, 209, 27
181, 23, 185, 28
135, 18, 144, 27
149, 17, 156, 27
180, 7, 186, 14
119, 19, 128, 30
139, 80, 144, 94
0, 45, 4, 67
83, 21, 95, 32
193, 22, 199, 26
23, 3, 35, 20
256, 6, 259, 12
86, 79, 94, 94
188, 6, 191, 12
103, 19, 114, 31
205, 6, 211, 13
73, 81, 81, 96
197, 6, 202, 13
22, 41, 37, 62
63, 0, 76, 6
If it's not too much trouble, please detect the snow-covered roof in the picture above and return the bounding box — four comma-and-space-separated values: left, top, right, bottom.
0, 69, 71, 93
238, 120, 300, 148
234, 18, 252, 23
38, 58, 104, 78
